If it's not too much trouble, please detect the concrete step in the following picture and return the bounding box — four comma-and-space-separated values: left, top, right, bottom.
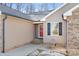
32, 39, 43, 44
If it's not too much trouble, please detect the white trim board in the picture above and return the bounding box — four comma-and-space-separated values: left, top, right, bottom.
64, 4, 79, 17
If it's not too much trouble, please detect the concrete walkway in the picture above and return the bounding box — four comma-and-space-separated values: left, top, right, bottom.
0, 44, 65, 56
0, 44, 47, 56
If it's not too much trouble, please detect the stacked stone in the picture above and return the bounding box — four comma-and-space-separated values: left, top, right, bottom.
67, 16, 79, 49
0, 15, 3, 51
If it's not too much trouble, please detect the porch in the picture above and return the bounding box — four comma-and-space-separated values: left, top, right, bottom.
33, 21, 43, 44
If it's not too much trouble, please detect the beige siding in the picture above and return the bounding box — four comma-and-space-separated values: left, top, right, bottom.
43, 17, 65, 46
4, 15, 34, 51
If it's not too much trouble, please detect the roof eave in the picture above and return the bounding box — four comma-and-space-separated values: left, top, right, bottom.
63, 4, 79, 20
40, 3, 67, 21
2, 12, 34, 22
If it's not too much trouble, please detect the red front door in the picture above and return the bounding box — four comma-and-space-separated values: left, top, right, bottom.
39, 24, 43, 37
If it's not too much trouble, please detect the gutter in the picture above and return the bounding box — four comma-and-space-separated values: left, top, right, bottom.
2, 15, 7, 53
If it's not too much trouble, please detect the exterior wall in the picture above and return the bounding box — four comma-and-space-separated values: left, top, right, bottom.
4, 15, 34, 51
34, 24, 38, 38
67, 14, 79, 49
37, 24, 41, 38
0, 15, 3, 52
43, 17, 66, 46
43, 3, 77, 46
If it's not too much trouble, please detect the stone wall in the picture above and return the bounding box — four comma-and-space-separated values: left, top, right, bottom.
67, 16, 79, 49
0, 15, 2, 51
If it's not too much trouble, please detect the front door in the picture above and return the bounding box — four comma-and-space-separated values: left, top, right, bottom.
38, 24, 43, 38
39, 24, 43, 38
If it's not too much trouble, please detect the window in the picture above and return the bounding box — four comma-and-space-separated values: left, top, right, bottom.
51, 22, 62, 36
47, 22, 62, 36
47, 23, 51, 35
52, 22, 59, 36
59, 22, 62, 35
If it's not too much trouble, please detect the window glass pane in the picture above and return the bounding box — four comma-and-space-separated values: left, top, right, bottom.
52, 22, 59, 35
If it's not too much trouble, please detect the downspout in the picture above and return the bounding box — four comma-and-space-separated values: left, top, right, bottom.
65, 20, 67, 49
62, 15, 68, 52
2, 14, 7, 53
62, 15, 67, 48
65, 19, 68, 54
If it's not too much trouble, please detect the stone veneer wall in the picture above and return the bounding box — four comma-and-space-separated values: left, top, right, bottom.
67, 15, 79, 49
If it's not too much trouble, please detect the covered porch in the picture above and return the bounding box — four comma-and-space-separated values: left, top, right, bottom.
32, 21, 43, 44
